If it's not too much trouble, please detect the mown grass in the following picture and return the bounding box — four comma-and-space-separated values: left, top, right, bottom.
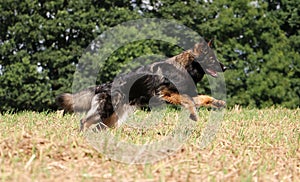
0, 107, 299, 181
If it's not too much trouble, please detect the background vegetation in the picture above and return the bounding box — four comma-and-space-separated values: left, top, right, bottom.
1, 0, 299, 112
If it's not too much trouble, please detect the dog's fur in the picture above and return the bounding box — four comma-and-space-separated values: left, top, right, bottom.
56, 40, 227, 130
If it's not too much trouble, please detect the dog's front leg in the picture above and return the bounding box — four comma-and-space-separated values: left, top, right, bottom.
160, 90, 198, 121
193, 95, 226, 108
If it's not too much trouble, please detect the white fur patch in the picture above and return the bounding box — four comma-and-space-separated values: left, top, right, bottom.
116, 105, 136, 127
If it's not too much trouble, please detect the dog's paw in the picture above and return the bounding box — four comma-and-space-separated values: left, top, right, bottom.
189, 114, 198, 121
79, 119, 85, 132
212, 99, 226, 108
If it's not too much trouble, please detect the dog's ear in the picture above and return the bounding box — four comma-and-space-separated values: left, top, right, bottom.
208, 39, 213, 47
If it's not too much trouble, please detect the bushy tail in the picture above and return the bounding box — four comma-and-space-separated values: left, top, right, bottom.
56, 88, 95, 113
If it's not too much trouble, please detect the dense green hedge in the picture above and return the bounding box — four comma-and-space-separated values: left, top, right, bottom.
1, 0, 299, 112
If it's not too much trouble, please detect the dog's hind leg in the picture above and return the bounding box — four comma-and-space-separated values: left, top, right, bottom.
80, 93, 121, 131
160, 89, 198, 121
81, 111, 119, 131
80, 94, 105, 131
80, 113, 102, 131
193, 95, 226, 108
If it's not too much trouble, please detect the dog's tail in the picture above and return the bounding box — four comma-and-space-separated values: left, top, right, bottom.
56, 88, 95, 113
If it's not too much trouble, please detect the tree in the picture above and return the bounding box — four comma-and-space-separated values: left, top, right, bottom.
0, 0, 141, 112
0, 0, 299, 112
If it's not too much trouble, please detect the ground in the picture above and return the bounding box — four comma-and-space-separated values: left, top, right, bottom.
0, 107, 299, 181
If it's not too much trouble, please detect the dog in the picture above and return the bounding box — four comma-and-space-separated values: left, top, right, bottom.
56, 40, 227, 130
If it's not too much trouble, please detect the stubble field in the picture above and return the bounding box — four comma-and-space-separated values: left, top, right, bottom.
0, 107, 299, 181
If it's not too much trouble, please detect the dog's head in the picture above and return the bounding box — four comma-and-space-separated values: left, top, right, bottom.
192, 39, 227, 77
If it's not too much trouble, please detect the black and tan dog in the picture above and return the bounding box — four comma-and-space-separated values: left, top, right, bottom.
56, 40, 227, 130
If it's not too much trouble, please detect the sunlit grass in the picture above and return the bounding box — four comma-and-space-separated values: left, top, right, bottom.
0, 107, 299, 181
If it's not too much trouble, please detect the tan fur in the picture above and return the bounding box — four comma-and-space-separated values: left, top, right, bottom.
174, 50, 195, 67
193, 95, 226, 108
102, 113, 118, 128
81, 113, 118, 131
83, 113, 118, 129
160, 88, 198, 121
166, 50, 195, 68
192, 42, 207, 57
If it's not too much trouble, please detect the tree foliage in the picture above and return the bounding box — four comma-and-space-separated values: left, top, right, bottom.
0, 0, 299, 112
